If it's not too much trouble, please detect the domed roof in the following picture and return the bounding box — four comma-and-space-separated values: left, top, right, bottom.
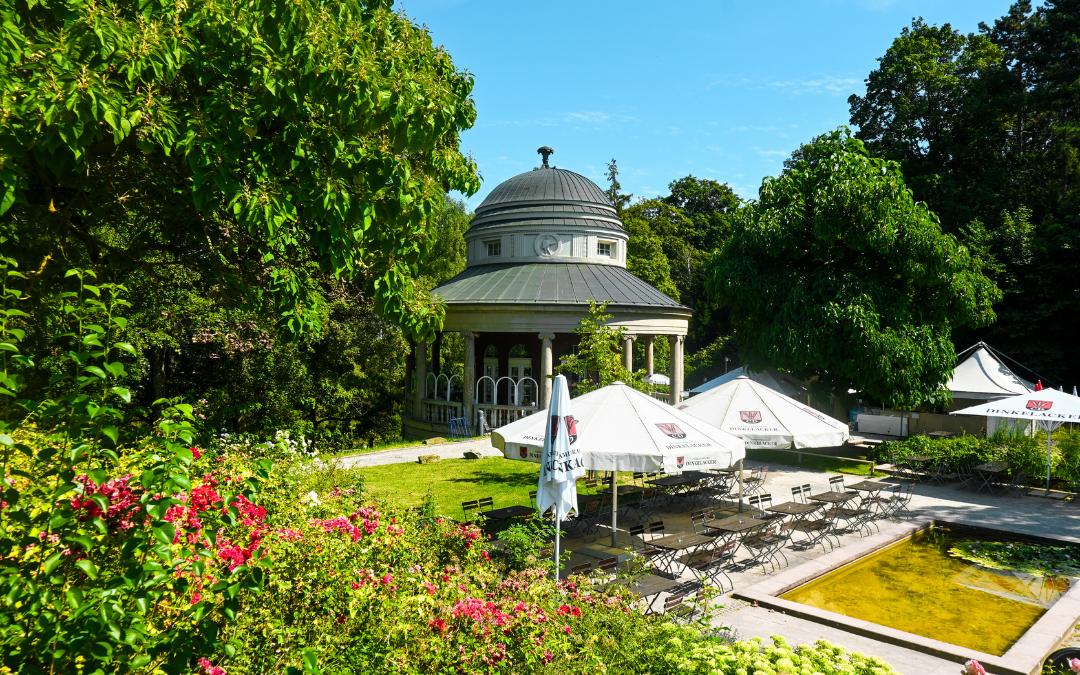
468, 148, 623, 234
478, 166, 611, 210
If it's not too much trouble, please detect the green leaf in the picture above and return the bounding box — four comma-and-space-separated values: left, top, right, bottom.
44, 552, 63, 575
101, 426, 119, 445
152, 522, 175, 546
302, 648, 321, 674
83, 365, 107, 380
114, 342, 136, 355
76, 559, 99, 580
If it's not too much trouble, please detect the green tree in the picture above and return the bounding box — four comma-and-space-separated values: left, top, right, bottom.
847, 4, 1080, 386
708, 129, 1001, 409
557, 302, 642, 395
848, 18, 1007, 231
0, 0, 479, 340
624, 215, 680, 301
662, 176, 739, 252
604, 159, 632, 215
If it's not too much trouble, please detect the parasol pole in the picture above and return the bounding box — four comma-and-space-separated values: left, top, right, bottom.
553, 505, 561, 580
737, 458, 744, 512
610, 471, 619, 548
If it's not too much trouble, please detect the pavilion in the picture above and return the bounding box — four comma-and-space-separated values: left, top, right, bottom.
408, 147, 691, 436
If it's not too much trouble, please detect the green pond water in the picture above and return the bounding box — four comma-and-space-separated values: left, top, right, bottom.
781, 527, 1070, 656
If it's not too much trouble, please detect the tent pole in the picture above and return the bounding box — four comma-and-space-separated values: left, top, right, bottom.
610, 472, 619, 548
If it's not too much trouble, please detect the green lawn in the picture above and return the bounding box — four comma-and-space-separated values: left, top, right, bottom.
356, 457, 542, 517
746, 448, 883, 477
355, 450, 880, 520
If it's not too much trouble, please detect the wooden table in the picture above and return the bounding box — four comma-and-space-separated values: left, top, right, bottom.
808, 491, 855, 505
646, 475, 697, 488
601, 485, 644, 496
703, 514, 767, 534
846, 480, 890, 492
974, 461, 1009, 492
765, 501, 822, 516
648, 532, 716, 575
483, 505, 534, 520
604, 572, 680, 612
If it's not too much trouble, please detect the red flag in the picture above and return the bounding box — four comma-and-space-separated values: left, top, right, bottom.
1035, 380, 1044, 391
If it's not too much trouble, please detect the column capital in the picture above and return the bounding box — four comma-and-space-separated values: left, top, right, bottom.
537, 332, 555, 341
623, 333, 637, 342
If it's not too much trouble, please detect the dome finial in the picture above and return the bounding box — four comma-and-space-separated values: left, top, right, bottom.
537, 146, 554, 168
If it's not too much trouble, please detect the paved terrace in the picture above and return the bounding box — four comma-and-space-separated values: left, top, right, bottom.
336, 442, 1080, 674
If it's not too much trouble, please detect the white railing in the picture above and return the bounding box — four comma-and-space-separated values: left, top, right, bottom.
425, 372, 461, 401
476, 404, 536, 431
423, 400, 463, 425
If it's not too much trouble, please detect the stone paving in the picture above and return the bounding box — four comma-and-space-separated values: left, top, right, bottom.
337, 439, 1080, 674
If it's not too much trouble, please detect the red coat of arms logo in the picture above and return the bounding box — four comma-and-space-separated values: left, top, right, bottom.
1026, 400, 1053, 411
519, 447, 528, 459
676, 456, 685, 469
739, 410, 763, 424
564, 415, 578, 445
656, 422, 686, 439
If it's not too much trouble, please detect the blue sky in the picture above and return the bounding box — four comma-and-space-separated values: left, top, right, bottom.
398, 0, 1020, 208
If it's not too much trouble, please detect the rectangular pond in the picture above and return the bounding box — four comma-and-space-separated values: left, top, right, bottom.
735, 520, 1080, 675
780, 525, 1069, 656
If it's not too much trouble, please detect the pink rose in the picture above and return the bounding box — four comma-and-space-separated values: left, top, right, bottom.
963, 660, 987, 675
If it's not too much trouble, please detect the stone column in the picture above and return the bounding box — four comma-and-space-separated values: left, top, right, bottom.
622, 334, 635, 372
668, 334, 684, 405
414, 341, 427, 419
644, 336, 655, 377
463, 332, 476, 429
539, 333, 555, 408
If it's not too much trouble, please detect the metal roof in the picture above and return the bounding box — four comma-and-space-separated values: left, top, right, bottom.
469, 166, 623, 234
433, 263, 687, 310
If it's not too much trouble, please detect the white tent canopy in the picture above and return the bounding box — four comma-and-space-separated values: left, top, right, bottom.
689, 366, 808, 401
947, 342, 1033, 401
952, 387, 1080, 489
678, 376, 850, 449
492, 381, 746, 474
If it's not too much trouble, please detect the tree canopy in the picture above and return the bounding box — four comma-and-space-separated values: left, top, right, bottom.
848, 1, 1080, 386
708, 129, 1001, 409
0, 0, 479, 338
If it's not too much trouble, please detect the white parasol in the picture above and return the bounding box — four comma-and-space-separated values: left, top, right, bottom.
536, 375, 585, 578
677, 376, 850, 449
493, 381, 745, 546
951, 387, 1080, 490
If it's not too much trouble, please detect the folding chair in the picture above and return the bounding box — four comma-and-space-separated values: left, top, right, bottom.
742, 466, 768, 497
678, 532, 738, 592
477, 496, 494, 513
461, 499, 481, 524
592, 556, 619, 583
827, 493, 878, 537
663, 581, 703, 623
747, 494, 783, 521
647, 521, 666, 540
568, 562, 592, 576
628, 524, 665, 564
689, 508, 719, 535
739, 521, 788, 573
